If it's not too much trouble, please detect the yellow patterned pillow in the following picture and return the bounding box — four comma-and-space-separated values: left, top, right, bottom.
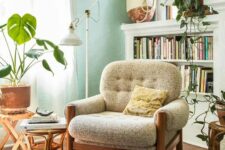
123, 85, 168, 117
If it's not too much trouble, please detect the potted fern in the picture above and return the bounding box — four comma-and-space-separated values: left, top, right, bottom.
0, 13, 67, 114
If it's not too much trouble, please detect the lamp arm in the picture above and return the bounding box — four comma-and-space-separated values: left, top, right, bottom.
71, 0, 100, 26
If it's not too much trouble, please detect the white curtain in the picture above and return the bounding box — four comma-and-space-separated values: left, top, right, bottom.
0, 0, 78, 116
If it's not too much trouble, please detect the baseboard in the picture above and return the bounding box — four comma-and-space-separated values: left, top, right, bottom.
184, 139, 207, 149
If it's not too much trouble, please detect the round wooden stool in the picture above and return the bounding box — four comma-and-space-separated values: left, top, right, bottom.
208, 121, 225, 150
26, 128, 66, 150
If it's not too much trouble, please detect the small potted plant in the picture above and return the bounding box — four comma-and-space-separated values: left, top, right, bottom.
0, 13, 67, 114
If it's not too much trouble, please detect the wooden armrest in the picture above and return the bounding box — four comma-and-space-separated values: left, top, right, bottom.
156, 111, 167, 150
66, 105, 76, 150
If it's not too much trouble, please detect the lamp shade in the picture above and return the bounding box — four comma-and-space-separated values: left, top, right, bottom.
60, 26, 82, 46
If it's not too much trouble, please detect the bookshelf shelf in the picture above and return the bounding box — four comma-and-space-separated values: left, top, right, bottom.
139, 59, 213, 63
181, 91, 212, 96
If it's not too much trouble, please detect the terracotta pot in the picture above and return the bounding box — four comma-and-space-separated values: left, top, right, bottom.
0, 85, 30, 114
216, 103, 225, 125
126, 0, 156, 23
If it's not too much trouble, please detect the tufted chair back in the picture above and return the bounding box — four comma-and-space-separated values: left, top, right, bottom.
100, 60, 182, 112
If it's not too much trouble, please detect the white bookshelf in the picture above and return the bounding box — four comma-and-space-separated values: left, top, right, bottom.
121, 1, 225, 148
121, 14, 222, 96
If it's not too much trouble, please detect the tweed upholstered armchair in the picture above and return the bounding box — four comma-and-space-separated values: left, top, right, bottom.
66, 60, 189, 150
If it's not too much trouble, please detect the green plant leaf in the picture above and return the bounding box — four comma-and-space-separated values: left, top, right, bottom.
196, 134, 208, 141
202, 21, 210, 26
160, 3, 165, 7
53, 47, 67, 68
36, 39, 48, 50
7, 13, 36, 45
221, 91, 225, 100
180, 20, 187, 28
190, 38, 195, 44
0, 24, 6, 29
36, 39, 57, 50
25, 49, 44, 59
194, 121, 204, 124
45, 40, 56, 49
0, 65, 12, 78
212, 9, 219, 14
212, 94, 220, 101
210, 104, 216, 113
176, 14, 182, 21
42, 59, 54, 75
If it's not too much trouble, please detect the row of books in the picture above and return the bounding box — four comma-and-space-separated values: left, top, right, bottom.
133, 36, 213, 60
155, 3, 178, 21
180, 65, 213, 93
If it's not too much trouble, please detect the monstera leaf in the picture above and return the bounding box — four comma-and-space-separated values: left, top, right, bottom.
7, 13, 36, 45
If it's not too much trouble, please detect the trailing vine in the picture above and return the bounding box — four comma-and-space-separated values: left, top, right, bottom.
162, 0, 220, 144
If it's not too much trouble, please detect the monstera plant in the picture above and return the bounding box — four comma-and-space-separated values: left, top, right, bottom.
0, 13, 66, 114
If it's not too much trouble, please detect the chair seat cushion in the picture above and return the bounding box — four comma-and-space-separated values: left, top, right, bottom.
69, 111, 156, 148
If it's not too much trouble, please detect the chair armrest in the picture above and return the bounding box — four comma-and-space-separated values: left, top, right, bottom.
67, 94, 106, 115
154, 99, 189, 131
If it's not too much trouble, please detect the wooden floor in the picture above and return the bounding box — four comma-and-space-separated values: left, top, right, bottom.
63, 143, 207, 150
183, 143, 206, 150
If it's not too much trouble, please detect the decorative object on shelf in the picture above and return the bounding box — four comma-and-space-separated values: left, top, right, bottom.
0, 13, 67, 114
36, 107, 53, 116
126, 0, 157, 23
60, 0, 100, 98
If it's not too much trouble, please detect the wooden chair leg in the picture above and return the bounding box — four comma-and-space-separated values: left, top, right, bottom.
176, 130, 183, 150
66, 105, 76, 150
156, 111, 166, 150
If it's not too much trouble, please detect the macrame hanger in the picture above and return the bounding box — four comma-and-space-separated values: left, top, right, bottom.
137, 0, 156, 23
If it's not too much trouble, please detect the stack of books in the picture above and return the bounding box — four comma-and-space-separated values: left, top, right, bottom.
28, 113, 58, 124
20, 117, 66, 130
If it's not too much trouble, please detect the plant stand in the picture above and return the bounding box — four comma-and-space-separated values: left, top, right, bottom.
208, 121, 225, 150
0, 111, 34, 149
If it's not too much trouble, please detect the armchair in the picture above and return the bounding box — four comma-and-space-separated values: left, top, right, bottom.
66, 60, 189, 150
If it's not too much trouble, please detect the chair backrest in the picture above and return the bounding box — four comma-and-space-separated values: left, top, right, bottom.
100, 60, 182, 112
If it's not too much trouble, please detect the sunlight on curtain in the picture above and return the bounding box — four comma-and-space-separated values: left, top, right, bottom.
0, 0, 78, 115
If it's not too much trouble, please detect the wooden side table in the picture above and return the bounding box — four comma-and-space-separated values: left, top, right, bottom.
25, 129, 66, 150
208, 121, 225, 150
0, 111, 34, 150
19, 118, 67, 150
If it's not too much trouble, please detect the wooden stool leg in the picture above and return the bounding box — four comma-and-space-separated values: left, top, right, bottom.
0, 120, 17, 149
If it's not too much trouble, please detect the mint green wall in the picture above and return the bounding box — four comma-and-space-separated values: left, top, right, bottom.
76, 0, 130, 98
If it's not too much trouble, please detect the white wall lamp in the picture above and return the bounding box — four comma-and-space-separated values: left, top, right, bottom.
60, 0, 100, 98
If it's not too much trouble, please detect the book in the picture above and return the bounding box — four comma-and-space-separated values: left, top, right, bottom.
28, 113, 58, 124
20, 117, 66, 130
